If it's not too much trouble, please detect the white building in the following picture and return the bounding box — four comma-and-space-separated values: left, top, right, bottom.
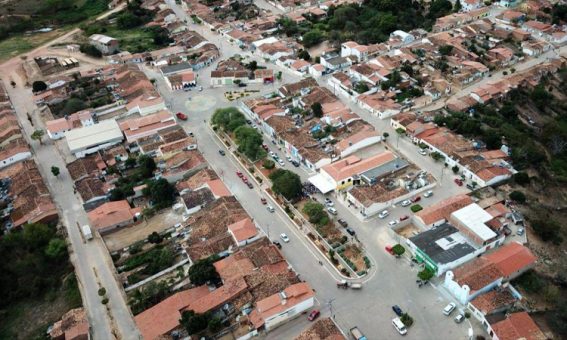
89, 34, 119, 55
389, 30, 415, 45
65, 120, 124, 158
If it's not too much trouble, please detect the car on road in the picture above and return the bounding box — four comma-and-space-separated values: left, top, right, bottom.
454, 313, 465, 324
262, 144, 269, 151
392, 305, 403, 317
385, 245, 394, 255
327, 207, 337, 215
218, 150, 225, 156
401, 200, 411, 207
260, 198, 267, 204
269, 151, 275, 157
236, 171, 243, 177
247, 182, 253, 189
418, 149, 427, 156
454, 178, 463, 186
280, 233, 290, 243
338, 219, 348, 227
242, 176, 248, 183
346, 227, 356, 236
388, 220, 398, 226
307, 309, 320, 321
238, 83, 247, 87
188, 132, 194, 137
183, 87, 191, 92
443, 303, 456, 316
399, 215, 409, 221
517, 227, 525, 236
267, 205, 275, 213
412, 196, 421, 203
277, 159, 285, 166
176, 112, 188, 120
291, 160, 300, 167
378, 210, 390, 219
272, 240, 281, 249
424, 190, 433, 198
325, 200, 334, 207
392, 317, 408, 335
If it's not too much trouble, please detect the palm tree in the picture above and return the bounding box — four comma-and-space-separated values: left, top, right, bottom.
31, 129, 45, 145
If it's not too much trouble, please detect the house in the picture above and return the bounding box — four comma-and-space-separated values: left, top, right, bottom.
164, 71, 196, 90
46, 111, 94, 140
462, 0, 482, 11
159, 62, 194, 77
522, 20, 553, 38
487, 312, 545, 340
227, 217, 261, 247
389, 30, 415, 45
309, 63, 325, 77
180, 187, 215, 215
483, 241, 536, 281
160, 149, 206, 183
89, 34, 119, 54
75, 176, 110, 210
444, 258, 504, 305
320, 52, 351, 71
357, 93, 402, 119
0, 138, 32, 170
308, 151, 398, 193
119, 111, 177, 142
290, 59, 311, 74
249, 282, 315, 331
87, 200, 142, 234
449, 203, 500, 247
65, 120, 124, 158
488, 47, 515, 67
296, 318, 346, 340
414, 194, 474, 228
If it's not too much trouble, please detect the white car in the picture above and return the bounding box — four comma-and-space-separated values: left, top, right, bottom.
278, 159, 285, 166
327, 207, 338, 215
269, 151, 275, 158
378, 210, 390, 219
388, 220, 398, 226
325, 200, 334, 207
443, 303, 456, 316
424, 190, 433, 198
280, 233, 290, 243
286, 156, 292, 162
419, 149, 427, 156
401, 200, 411, 207
267, 205, 275, 213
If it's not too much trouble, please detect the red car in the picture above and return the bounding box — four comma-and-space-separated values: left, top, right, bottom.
385, 245, 394, 255
176, 112, 188, 120
454, 178, 463, 186
236, 171, 243, 178
262, 144, 269, 151
399, 215, 409, 221
308, 309, 320, 321
412, 196, 421, 203
242, 177, 248, 183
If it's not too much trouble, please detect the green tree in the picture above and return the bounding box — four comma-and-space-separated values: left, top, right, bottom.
311, 102, 323, 118
451, 165, 459, 174
439, 45, 454, 56
453, 0, 462, 12
531, 219, 562, 244
61, 98, 87, 116
302, 30, 324, 47
143, 179, 175, 209
32, 81, 47, 93
303, 201, 329, 226
51, 166, 60, 177
269, 169, 302, 200
31, 129, 45, 145
297, 50, 311, 61
509, 191, 526, 203
354, 82, 369, 94
180, 310, 211, 335
263, 159, 275, 169
234, 126, 264, 161
513, 172, 530, 185
147, 232, 163, 244
208, 317, 222, 333
143, 248, 174, 275
383, 132, 389, 139
392, 244, 405, 256
400, 313, 414, 327
188, 256, 220, 285
79, 44, 102, 58
137, 154, 156, 178
45, 238, 67, 260
125, 157, 137, 168
211, 107, 246, 132
418, 268, 434, 281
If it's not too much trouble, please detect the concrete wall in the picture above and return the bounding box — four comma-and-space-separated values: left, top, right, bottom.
264, 297, 314, 330
0, 151, 32, 169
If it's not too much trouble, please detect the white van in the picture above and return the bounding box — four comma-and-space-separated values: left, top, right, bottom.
392, 317, 407, 335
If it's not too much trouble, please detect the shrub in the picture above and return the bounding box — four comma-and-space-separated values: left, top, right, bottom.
101, 297, 109, 304
418, 268, 434, 281
531, 220, 562, 245
514, 270, 544, 293
513, 172, 530, 185
464, 312, 471, 318
98, 287, 106, 296
410, 204, 423, 213
32, 81, 47, 93
509, 191, 526, 203
452, 165, 459, 174
79, 44, 102, 58
400, 313, 414, 327
392, 244, 405, 256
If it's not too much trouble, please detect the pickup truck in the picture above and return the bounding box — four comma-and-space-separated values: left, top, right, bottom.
350, 326, 367, 340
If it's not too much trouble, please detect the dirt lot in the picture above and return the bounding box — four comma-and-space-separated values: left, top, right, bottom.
103, 211, 184, 252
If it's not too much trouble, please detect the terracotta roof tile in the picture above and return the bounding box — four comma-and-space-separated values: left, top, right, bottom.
483, 242, 536, 278
416, 194, 473, 226
490, 312, 546, 340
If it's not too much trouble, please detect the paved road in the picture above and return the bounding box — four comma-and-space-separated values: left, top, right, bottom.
2, 80, 140, 340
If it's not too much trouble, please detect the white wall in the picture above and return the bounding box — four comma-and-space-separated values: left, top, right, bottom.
0, 151, 33, 169
264, 297, 314, 330
339, 135, 382, 157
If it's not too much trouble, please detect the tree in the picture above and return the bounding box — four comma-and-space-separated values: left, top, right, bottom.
143, 179, 175, 210
531, 219, 562, 244
117, 12, 143, 29
513, 172, 530, 185
263, 159, 275, 169
269, 169, 302, 201
418, 268, 434, 281
430, 151, 445, 162
125, 157, 137, 168
211, 107, 246, 132
51, 166, 60, 177
453, 0, 462, 12
137, 154, 156, 178
32, 81, 47, 93
297, 50, 311, 61
45, 238, 67, 260
79, 44, 102, 58
410, 204, 423, 213
302, 30, 323, 47
246, 60, 258, 71
383, 132, 389, 139
31, 129, 45, 145
311, 102, 323, 118
392, 244, 405, 256
396, 127, 405, 135
354, 82, 369, 94
147, 232, 163, 244
439, 45, 454, 56
188, 256, 220, 285
208, 317, 222, 333
451, 165, 459, 174
180, 310, 211, 335
509, 191, 526, 203
400, 313, 414, 327
303, 201, 329, 226
234, 126, 265, 161
60, 98, 87, 116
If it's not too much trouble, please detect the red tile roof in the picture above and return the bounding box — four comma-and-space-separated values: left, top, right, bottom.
321, 151, 396, 182
490, 312, 546, 340
87, 200, 142, 231
415, 194, 473, 226
483, 242, 536, 278
227, 217, 259, 243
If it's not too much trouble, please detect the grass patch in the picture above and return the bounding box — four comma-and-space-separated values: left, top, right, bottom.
103, 26, 161, 53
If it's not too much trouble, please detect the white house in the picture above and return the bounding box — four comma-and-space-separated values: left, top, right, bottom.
461, 0, 482, 12
46, 111, 94, 140
389, 30, 415, 45
227, 217, 261, 247
65, 120, 124, 158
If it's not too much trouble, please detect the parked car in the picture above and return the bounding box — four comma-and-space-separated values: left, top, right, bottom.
385, 245, 394, 255
286, 156, 292, 162
327, 207, 338, 215
218, 150, 225, 156
419, 149, 427, 156
325, 200, 334, 207
392, 305, 403, 317
238, 83, 247, 87
401, 200, 411, 207
346, 227, 356, 236
176, 112, 188, 120
247, 182, 253, 189
378, 210, 390, 219
308, 309, 320, 321
517, 227, 525, 236
443, 303, 456, 316
262, 144, 269, 151
392, 317, 408, 335
388, 220, 398, 226
412, 196, 421, 203
267, 205, 275, 213
260, 198, 267, 205
424, 190, 433, 198
278, 159, 285, 166
291, 160, 300, 167
399, 215, 409, 221
272, 240, 282, 249
454, 178, 463, 186
338, 219, 348, 228
269, 151, 276, 158
236, 171, 243, 177
454, 313, 465, 324
280, 233, 290, 243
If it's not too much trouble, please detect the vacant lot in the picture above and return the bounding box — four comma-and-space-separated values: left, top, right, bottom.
0, 29, 72, 63
103, 211, 184, 252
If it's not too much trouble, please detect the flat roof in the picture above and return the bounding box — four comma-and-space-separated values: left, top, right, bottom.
308, 173, 335, 194
410, 223, 476, 265
451, 204, 497, 241
65, 120, 123, 152
360, 158, 409, 182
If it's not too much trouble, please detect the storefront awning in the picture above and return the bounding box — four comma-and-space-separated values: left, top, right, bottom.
308, 174, 335, 194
